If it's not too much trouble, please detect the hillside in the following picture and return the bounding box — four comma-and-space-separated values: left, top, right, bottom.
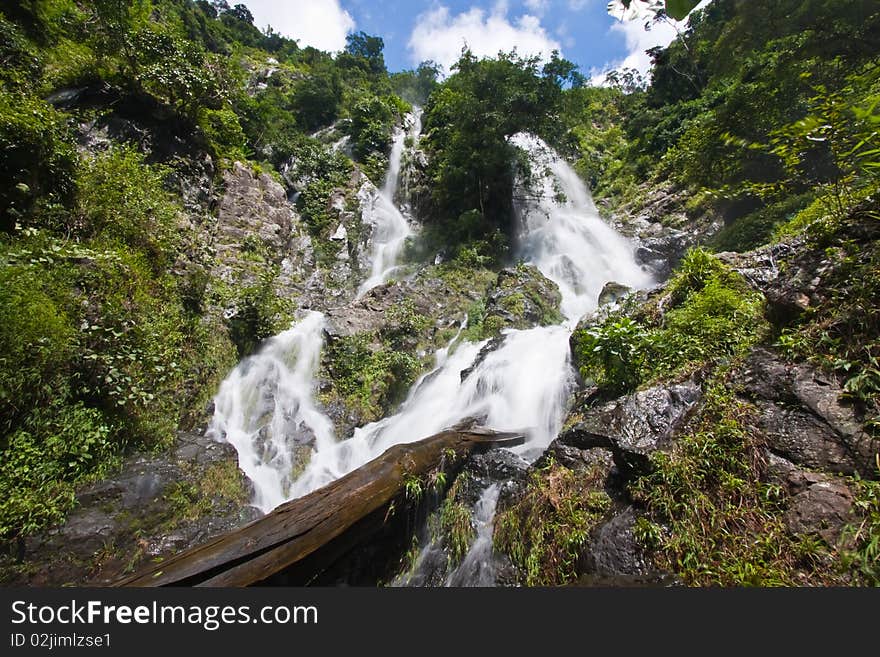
0, 0, 878, 586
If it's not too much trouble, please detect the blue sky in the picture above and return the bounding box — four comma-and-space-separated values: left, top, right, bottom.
241, 1, 702, 79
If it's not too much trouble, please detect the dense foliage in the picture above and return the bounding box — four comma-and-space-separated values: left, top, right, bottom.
0, 0, 428, 539
576, 0, 879, 252
572, 248, 767, 395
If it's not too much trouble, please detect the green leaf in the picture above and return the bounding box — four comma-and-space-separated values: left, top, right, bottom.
666, 0, 700, 20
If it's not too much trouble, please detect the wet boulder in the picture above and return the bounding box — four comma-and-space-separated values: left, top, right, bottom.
598, 281, 632, 307
583, 507, 652, 578
7, 432, 255, 586
558, 376, 703, 477
737, 348, 878, 477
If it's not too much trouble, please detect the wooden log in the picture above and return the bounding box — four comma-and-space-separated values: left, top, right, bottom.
116, 427, 524, 587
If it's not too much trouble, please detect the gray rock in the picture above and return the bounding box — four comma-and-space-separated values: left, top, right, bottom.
784, 479, 854, 545
559, 377, 703, 476
598, 282, 632, 307
738, 349, 878, 477
538, 443, 615, 475
585, 507, 651, 577
11, 432, 255, 586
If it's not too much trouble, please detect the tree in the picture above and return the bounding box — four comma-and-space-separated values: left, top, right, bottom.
227, 3, 253, 24
391, 61, 441, 105
421, 49, 578, 254
343, 31, 386, 75
292, 64, 342, 131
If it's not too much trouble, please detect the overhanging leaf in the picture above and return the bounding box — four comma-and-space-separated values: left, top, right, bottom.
666, 0, 700, 20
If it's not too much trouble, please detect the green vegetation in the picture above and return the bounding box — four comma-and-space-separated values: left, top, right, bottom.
0, 0, 433, 541
629, 380, 839, 586
572, 248, 767, 394
774, 206, 880, 436
419, 50, 582, 262
1, 0, 877, 590
439, 497, 474, 566
567, 0, 879, 249
164, 459, 249, 526
403, 473, 423, 503
494, 458, 611, 586
321, 332, 422, 425
0, 169, 237, 537
843, 470, 880, 585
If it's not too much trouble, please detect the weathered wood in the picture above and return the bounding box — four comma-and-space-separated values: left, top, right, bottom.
116, 428, 524, 587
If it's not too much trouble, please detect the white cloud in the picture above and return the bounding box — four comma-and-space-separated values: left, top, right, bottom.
593, 0, 713, 83
524, 0, 550, 16
242, 0, 356, 53
408, 2, 562, 73
556, 23, 576, 49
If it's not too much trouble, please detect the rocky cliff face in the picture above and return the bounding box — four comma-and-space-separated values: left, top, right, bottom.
603, 181, 724, 279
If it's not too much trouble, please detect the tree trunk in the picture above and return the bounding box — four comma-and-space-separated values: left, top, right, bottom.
116, 427, 524, 587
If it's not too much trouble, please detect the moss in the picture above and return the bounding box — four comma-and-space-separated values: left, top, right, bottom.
499, 291, 526, 317
198, 460, 249, 505
160, 459, 247, 530
320, 331, 423, 424
494, 459, 611, 586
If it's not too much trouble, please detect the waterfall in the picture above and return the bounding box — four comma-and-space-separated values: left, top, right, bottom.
511, 133, 653, 323
356, 109, 423, 298
206, 311, 334, 513
208, 133, 651, 551
445, 485, 501, 586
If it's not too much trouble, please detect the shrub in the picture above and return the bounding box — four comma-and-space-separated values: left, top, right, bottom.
494, 459, 611, 586
225, 270, 294, 358
322, 332, 423, 422
127, 27, 225, 116
573, 317, 647, 394
0, 89, 77, 231
572, 249, 767, 394
0, 402, 115, 537
0, 262, 75, 432
197, 107, 248, 162
75, 144, 179, 265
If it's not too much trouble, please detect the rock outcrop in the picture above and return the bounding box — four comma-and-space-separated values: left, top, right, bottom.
5, 432, 256, 586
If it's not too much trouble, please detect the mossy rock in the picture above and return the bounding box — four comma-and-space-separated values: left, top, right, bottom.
480, 264, 563, 336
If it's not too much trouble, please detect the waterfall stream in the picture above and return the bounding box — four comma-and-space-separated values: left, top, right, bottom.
207, 129, 652, 582
356, 109, 423, 298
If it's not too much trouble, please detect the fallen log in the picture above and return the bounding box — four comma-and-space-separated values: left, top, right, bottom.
116, 427, 524, 587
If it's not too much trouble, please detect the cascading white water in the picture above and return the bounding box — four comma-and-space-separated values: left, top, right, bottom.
446, 485, 501, 586
206, 311, 334, 513
511, 133, 653, 324
356, 109, 423, 297
209, 132, 651, 525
